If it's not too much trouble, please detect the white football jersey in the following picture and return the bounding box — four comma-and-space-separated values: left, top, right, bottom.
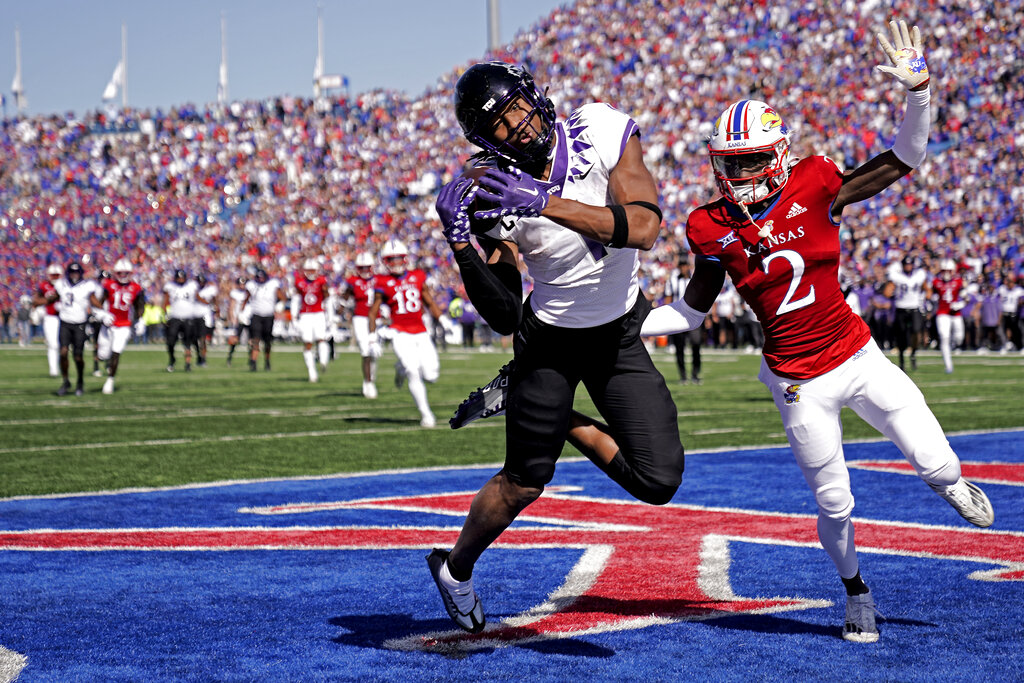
888, 265, 927, 310
164, 280, 199, 320
246, 278, 282, 316
196, 284, 218, 323
55, 279, 100, 324
483, 103, 642, 328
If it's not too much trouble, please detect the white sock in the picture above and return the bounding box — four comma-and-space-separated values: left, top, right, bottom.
407, 372, 431, 419
439, 558, 476, 612
303, 348, 315, 374
317, 341, 329, 366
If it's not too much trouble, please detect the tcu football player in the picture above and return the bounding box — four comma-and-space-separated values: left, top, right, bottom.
888, 254, 929, 371
243, 267, 285, 371
367, 240, 442, 426
91, 259, 145, 394
293, 258, 330, 383
31, 263, 64, 377
163, 269, 203, 373
345, 251, 381, 399
642, 20, 994, 642
431, 61, 684, 633
49, 261, 101, 396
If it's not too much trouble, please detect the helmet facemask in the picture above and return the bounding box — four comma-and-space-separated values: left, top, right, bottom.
708, 100, 792, 206
711, 139, 791, 205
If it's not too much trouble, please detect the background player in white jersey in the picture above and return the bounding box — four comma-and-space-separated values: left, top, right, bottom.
243, 267, 285, 371
642, 20, 993, 643
91, 259, 146, 394
996, 272, 1023, 353
48, 261, 100, 396
888, 254, 928, 370
194, 274, 219, 368
344, 251, 381, 398
163, 269, 200, 372
368, 240, 442, 426
430, 61, 684, 633
931, 260, 966, 373
31, 263, 64, 377
293, 258, 330, 383
225, 277, 249, 366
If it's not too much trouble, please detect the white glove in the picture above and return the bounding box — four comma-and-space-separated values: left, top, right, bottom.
367, 333, 383, 359
876, 19, 929, 90
134, 319, 146, 336
96, 310, 115, 326
439, 316, 455, 332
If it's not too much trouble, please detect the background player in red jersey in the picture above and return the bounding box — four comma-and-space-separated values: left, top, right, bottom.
90, 259, 145, 394
31, 263, 64, 377
294, 258, 330, 383
642, 19, 994, 643
344, 251, 381, 399
932, 259, 966, 374
367, 239, 442, 427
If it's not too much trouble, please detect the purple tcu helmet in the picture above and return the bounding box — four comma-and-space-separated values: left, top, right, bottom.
454, 61, 556, 167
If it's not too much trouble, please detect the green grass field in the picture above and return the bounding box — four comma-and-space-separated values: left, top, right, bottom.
2, 342, 1022, 498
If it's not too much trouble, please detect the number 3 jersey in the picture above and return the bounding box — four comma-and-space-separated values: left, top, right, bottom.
375, 269, 429, 334
481, 102, 642, 329
687, 155, 870, 380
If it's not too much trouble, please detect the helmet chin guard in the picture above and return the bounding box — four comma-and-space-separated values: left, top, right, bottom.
708, 100, 792, 206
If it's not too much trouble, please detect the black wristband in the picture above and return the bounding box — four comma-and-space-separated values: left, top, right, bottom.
607, 204, 628, 249
626, 200, 663, 223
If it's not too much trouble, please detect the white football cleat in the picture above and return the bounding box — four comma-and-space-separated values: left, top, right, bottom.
929, 478, 995, 527
362, 381, 378, 399
420, 413, 436, 428
426, 548, 485, 633
102, 378, 115, 395
843, 590, 881, 643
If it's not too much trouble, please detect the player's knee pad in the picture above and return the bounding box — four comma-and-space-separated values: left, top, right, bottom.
507, 461, 556, 490
631, 479, 679, 506
814, 481, 854, 521
422, 366, 439, 384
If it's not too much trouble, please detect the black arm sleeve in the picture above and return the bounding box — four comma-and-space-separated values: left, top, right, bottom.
452, 246, 523, 335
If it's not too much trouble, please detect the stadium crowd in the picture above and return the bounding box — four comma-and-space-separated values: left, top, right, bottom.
1, 0, 1022, 354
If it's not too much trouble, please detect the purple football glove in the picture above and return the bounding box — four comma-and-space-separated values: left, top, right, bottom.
474, 167, 549, 220
435, 177, 479, 244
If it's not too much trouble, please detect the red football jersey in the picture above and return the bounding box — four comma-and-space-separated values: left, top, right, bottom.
38, 280, 59, 315
102, 279, 144, 327
346, 275, 375, 317
932, 277, 964, 316
687, 156, 870, 379
375, 269, 429, 334
294, 273, 327, 314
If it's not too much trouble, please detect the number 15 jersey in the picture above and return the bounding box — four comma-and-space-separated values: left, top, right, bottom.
687, 156, 870, 380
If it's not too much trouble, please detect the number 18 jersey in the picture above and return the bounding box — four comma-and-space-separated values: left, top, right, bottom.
686, 156, 870, 380
375, 269, 428, 334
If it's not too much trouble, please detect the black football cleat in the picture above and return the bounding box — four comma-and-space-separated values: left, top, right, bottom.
426, 549, 485, 633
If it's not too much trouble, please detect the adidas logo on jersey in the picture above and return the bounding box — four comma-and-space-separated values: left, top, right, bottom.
786, 203, 807, 219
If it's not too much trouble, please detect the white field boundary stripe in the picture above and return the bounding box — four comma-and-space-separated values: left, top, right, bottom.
2, 426, 1022, 502
0, 403, 422, 427
1, 419, 506, 457
0, 646, 27, 682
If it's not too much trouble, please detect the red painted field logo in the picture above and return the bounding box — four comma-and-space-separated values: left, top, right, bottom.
2, 484, 1021, 652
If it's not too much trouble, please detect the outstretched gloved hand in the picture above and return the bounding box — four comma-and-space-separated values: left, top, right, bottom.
876, 19, 929, 90
435, 177, 478, 244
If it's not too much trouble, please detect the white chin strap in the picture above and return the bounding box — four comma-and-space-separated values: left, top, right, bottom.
730, 179, 771, 204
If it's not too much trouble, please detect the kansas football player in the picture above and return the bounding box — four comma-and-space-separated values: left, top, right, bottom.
641, 19, 994, 642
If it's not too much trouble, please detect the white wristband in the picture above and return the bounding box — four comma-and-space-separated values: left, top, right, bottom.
891, 87, 930, 168
642, 298, 708, 337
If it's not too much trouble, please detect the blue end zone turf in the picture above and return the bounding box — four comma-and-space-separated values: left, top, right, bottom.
0, 431, 1021, 681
